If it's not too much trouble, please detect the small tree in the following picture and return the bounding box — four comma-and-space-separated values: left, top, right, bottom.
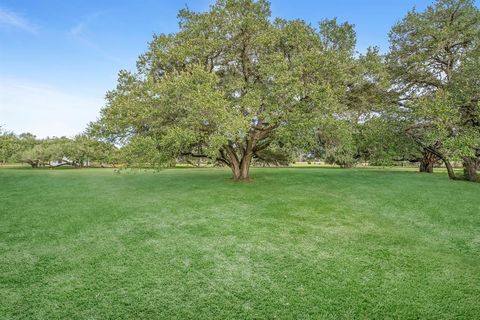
0, 130, 20, 164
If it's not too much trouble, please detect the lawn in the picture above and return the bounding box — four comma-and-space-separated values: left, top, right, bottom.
1, 167, 479, 319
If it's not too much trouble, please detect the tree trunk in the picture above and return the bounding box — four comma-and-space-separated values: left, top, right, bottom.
220, 123, 275, 182
228, 153, 253, 181
433, 151, 457, 180
424, 147, 457, 180
239, 153, 253, 181
223, 141, 256, 182
30, 160, 39, 168
443, 158, 457, 180
419, 149, 436, 173
463, 157, 478, 182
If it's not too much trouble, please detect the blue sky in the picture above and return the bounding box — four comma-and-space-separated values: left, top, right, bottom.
0, 0, 468, 137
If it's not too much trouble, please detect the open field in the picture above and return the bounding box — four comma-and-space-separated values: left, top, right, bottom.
1, 167, 479, 319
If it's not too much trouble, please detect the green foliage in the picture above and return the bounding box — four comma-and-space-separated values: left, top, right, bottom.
120, 135, 165, 167
317, 118, 356, 167
0, 130, 20, 163
3, 0, 477, 181
448, 55, 480, 159
91, 0, 357, 178
389, 0, 480, 92
312, 45, 406, 167
358, 117, 419, 166
388, 0, 480, 175
0, 131, 39, 164
7, 135, 118, 167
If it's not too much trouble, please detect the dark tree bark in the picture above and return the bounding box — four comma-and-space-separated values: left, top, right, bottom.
442, 157, 457, 181
181, 119, 277, 182
220, 126, 273, 181
463, 157, 478, 182
431, 150, 456, 180
419, 145, 457, 180
405, 129, 457, 180
25, 159, 39, 168
238, 153, 253, 181
419, 149, 437, 173
223, 144, 254, 181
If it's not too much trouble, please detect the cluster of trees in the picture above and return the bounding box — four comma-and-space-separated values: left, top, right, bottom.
88, 0, 479, 181
0, 129, 118, 168
2, 0, 478, 183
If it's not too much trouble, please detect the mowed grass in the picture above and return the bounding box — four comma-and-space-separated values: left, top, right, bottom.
1, 167, 479, 319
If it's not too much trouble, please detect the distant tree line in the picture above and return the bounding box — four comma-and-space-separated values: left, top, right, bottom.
0, 130, 119, 168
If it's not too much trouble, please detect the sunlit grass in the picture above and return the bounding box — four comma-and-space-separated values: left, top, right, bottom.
1, 167, 479, 319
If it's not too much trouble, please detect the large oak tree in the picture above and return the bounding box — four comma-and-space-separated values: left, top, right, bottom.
91, 0, 353, 180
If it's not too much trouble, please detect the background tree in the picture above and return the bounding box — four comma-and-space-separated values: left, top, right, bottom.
0, 129, 20, 164
446, 53, 480, 180
6, 133, 40, 167
357, 116, 420, 166
313, 43, 400, 168
10, 135, 119, 168
388, 0, 480, 178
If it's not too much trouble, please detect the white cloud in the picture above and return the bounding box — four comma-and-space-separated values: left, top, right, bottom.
68, 11, 120, 63
0, 7, 37, 33
0, 78, 104, 138
68, 11, 101, 37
